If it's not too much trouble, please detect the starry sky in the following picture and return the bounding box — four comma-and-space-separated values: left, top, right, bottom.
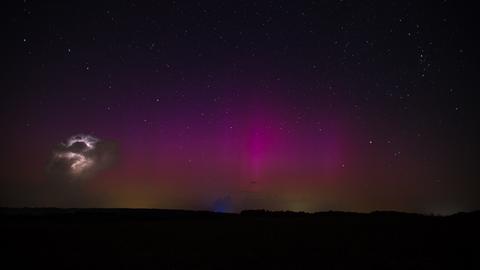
1, 1, 479, 214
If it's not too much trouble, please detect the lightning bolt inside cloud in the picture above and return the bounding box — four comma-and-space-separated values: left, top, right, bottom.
48, 134, 117, 180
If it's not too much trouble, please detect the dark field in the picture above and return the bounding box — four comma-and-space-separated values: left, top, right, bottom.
2, 208, 479, 269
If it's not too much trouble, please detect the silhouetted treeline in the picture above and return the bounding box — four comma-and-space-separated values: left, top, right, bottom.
2, 207, 479, 269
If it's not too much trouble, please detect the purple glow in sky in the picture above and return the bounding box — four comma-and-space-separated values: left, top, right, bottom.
1, 1, 479, 214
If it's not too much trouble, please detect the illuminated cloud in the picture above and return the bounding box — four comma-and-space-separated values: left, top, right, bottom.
48, 134, 117, 180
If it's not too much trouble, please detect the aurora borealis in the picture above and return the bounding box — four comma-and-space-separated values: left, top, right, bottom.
1, 1, 479, 214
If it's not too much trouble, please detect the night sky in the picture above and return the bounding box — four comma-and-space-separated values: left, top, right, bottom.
2, 1, 479, 214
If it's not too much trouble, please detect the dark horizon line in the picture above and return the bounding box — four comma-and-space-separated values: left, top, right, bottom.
2, 206, 479, 217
